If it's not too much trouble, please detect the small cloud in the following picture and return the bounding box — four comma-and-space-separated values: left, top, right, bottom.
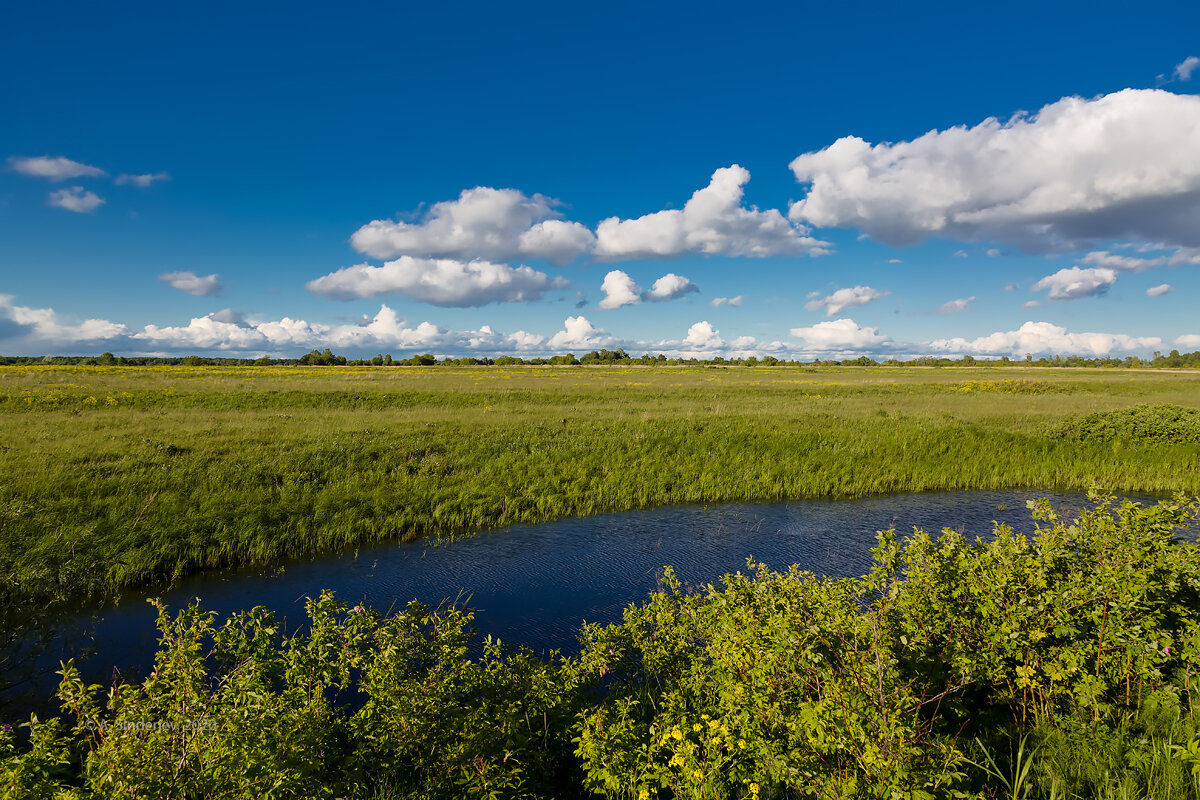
1175, 56, 1200, 82
597, 270, 642, 309
938, 296, 976, 314
1082, 250, 1166, 272
710, 295, 744, 308
684, 320, 723, 348
1023, 300, 1041, 308
1032, 266, 1117, 300
160, 271, 224, 297
598, 270, 698, 308
887, 258, 902, 264
986, 248, 1002, 258
644, 273, 698, 302
789, 318, 890, 350
116, 171, 170, 188
9, 155, 105, 180
547, 315, 615, 350
1176, 334, 1200, 349
805, 285, 888, 316
1146, 283, 1173, 298
48, 186, 104, 213
953, 250, 969, 258
1004, 283, 1020, 291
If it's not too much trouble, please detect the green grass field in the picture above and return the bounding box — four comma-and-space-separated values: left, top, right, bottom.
2, 364, 1199, 612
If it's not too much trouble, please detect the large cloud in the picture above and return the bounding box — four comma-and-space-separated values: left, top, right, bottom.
8, 155, 106, 180
929, 321, 1161, 356
306, 257, 569, 306
349, 187, 595, 265
789, 89, 1200, 251
789, 318, 890, 350
595, 165, 829, 260
805, 286, 888, 316
1031, 266, 1117, 300
0, 294, 129, 347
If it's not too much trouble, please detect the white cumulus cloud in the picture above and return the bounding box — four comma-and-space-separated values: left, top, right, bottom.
1031, 266, 1117, 300
1146, 284, 1173, 297
160, 271, 223, 297
597, 270, 699, 309
9, 155, 106, 180
547, 315, 615, 350
805, 286, 888, 316
929, 321, 1161, 357
789, 89, 1200, 251
48, 186, 104, 213
0, 294, 128, 346
139, 316, 268, 350
789, 318, 890, 350
306, 257, 568, 306
684, 320, 723, 348
644, 273, 698, 302
595, 165, 829, 260
349, 187, 595, 265
1176, 334, 1200, 349
597, 270, 643, 310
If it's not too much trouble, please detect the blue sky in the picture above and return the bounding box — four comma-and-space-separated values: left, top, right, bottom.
2, 0, 1199, 358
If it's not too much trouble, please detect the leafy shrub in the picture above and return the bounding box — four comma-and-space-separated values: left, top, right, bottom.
1052, 404, 1200, 444
4, 494, 1200, 798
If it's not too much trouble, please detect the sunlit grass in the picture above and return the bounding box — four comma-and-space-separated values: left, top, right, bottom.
2, 364, 1199, 610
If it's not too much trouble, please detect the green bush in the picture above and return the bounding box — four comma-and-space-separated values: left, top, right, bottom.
1052, 404, 1200, 444
4, 494, 1200, 798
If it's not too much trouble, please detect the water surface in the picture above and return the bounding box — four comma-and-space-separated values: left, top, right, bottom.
8, 489, 1175, 720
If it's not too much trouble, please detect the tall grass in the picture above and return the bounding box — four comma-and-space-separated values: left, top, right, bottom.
2, 365, 1199, 613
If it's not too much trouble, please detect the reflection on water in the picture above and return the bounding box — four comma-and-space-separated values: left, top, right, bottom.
7, 490, 1171, 716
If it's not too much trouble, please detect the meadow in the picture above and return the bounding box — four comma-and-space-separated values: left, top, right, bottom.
5, 363, 1200, 798
2, 363, 1200, 618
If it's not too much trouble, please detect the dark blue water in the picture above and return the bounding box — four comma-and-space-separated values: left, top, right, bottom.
4, 490, 1169, 717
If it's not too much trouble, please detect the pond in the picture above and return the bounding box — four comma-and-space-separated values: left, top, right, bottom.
4, 489, 1164, 717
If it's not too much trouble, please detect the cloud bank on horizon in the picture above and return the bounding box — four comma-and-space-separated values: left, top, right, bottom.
4, 84, 1200, 359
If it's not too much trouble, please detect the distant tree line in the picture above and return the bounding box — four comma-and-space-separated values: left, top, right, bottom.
2, 348, 1200, 369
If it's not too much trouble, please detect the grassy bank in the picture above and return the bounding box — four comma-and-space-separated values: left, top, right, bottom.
2, 364, 1199, 612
